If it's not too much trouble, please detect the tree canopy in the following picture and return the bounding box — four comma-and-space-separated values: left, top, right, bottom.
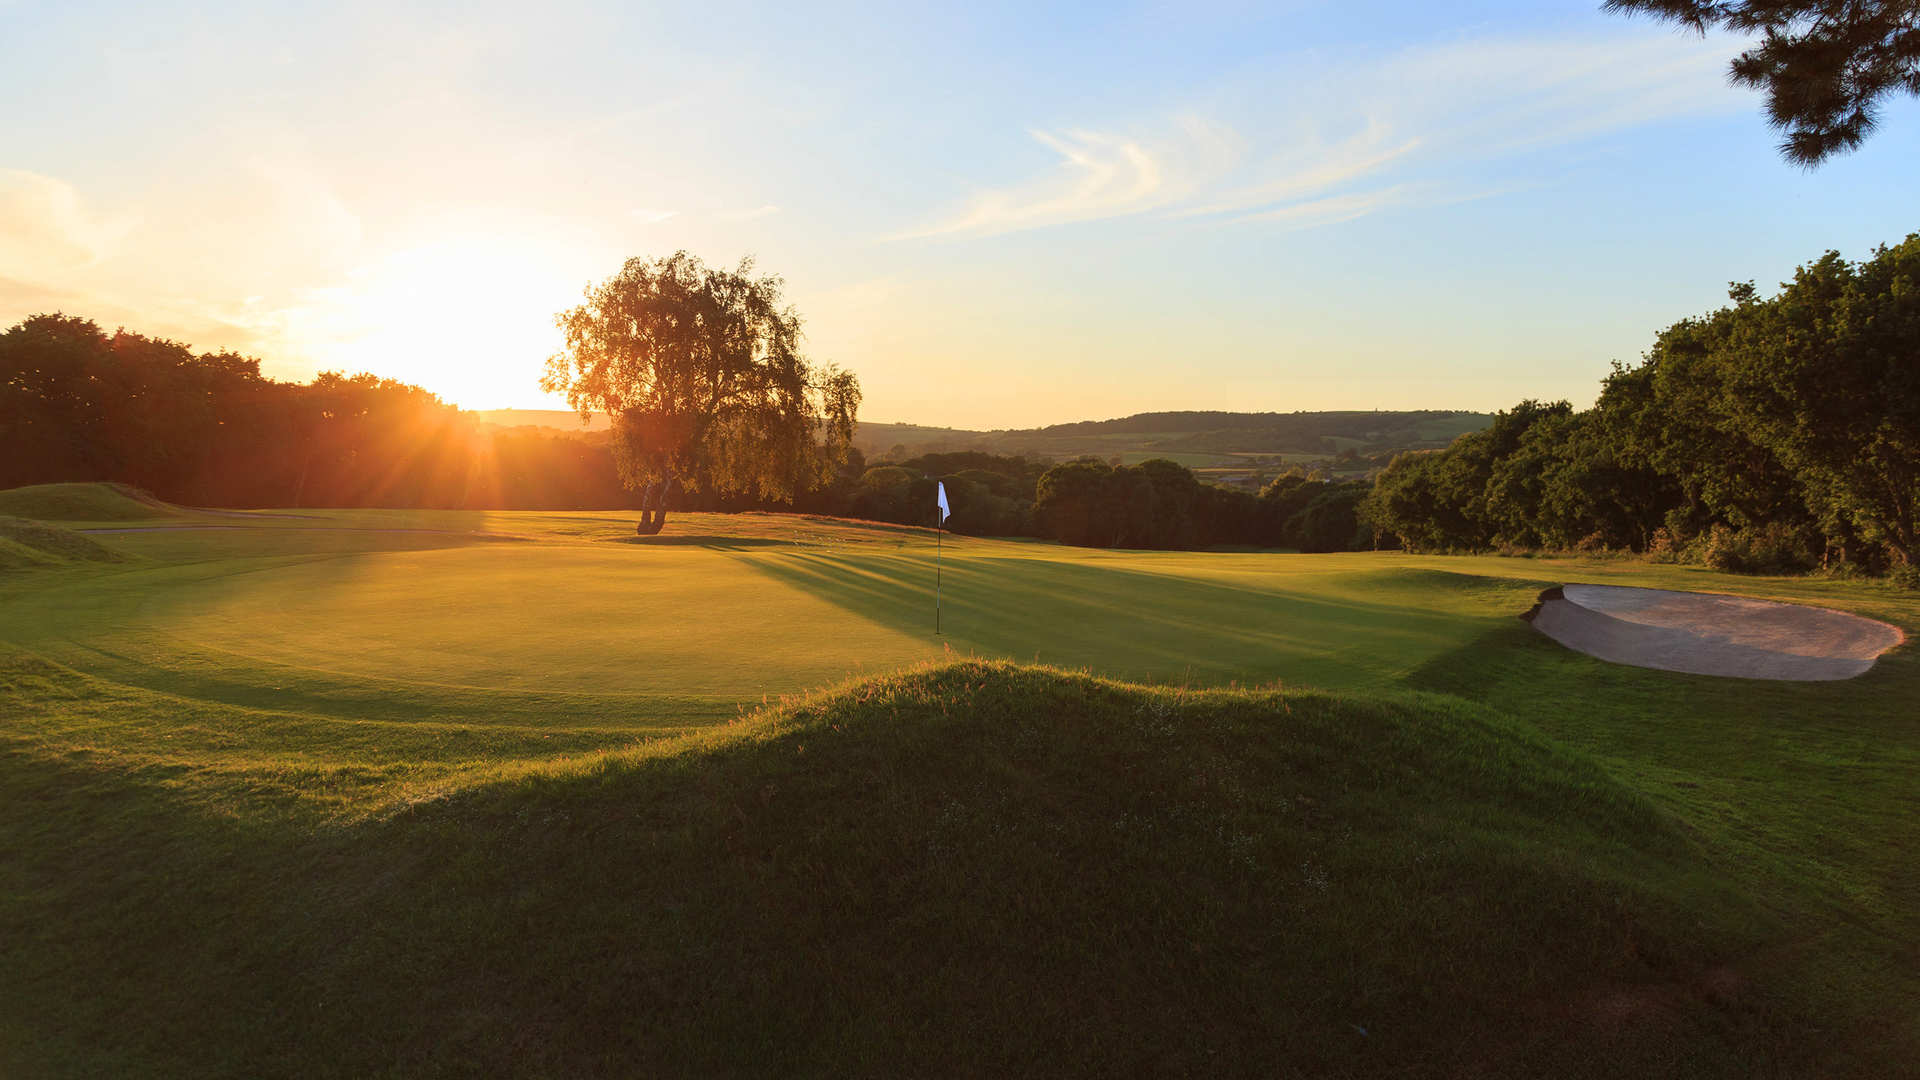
1604, 0, 1920, 165
1365, 232, 1920, 571
542, 252, 861, 533
0, 313, 649, 510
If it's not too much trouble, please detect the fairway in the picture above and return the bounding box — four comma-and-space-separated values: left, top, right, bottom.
4, 493, 1918, 1077
5, 509, 1562, 746
7, 502, 1917, 787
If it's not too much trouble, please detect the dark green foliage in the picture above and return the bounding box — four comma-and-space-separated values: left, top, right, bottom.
1363, 233, 1920, 573
1361, 402, 1577, 554
1604, 0, 1920, 165
813, 453, 1046, 536
1715, 241, 1920, 562
1367, 451, 1490, 553
0, 315, 657, 511
1024, 458, 1375, 551
1700, 522, 1823, 575
842, 465, 930, 526
1284, 483, 1371, 552
1034, 458, 1128, 546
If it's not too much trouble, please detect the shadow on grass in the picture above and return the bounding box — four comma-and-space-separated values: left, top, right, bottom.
1403, 618, 1920, 1003
736, 550, 1547, 688
611, 535, 793, 549
0, 663, 1822, 1079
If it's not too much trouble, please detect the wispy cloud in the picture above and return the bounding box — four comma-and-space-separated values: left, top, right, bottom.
0, 169, 138, 280
902, 28, 1743, 239
1228, 185, 1417, 229
1173, 120, 1421, 219
894, 116, 1237, 239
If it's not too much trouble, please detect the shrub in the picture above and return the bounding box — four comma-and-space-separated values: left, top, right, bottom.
1819, 560, 1868, 581
1702, 522, 1820, 575
1645, 527, 1680, 564
1573, 531, 1614, 555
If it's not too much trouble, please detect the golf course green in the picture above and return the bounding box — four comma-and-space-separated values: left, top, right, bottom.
2, 483, 1915, 1077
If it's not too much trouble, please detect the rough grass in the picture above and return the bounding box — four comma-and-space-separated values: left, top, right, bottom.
0, 481, 178, 521
0, 515, 130, 565
0, 535, 62, 571
0, 493, 1915, 1076
0, 661, 1793, 1078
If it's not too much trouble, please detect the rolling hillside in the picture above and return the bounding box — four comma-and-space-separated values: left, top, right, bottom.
0, 485, 1914, 1076
475, 409, 1494, 483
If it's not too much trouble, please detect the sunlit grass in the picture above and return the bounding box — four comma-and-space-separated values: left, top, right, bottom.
1, 485, 1915, 1075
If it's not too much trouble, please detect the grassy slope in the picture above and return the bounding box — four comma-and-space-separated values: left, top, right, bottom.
0, 516, 133, 566
850, 413, 1493, 463
0, 482, 179, 521
0, 663, 1790, 1078
1, 486, 1915, 1076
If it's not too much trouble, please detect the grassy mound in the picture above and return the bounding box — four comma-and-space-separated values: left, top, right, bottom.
2, 662, 1795, 1078
0, 535, 62, 571
0, 481, 177, 521
0, 515, 129, 566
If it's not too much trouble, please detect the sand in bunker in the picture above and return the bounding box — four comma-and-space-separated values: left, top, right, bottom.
1525, 584, 1904, 681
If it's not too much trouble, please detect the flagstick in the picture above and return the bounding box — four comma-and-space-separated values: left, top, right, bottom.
935, 502, 943, 635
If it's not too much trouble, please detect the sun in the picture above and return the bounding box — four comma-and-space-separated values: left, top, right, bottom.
303, 234, 589, 410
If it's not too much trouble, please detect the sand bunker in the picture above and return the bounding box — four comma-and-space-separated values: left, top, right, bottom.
1524, 584, 1903, 681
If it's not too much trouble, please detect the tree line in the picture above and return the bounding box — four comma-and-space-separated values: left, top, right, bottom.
1364, 234, 1920, 574
0, 313, 645, 510
0, 311, 1373, 553
833, 452, 1372, 553
9, 234, 1914, 571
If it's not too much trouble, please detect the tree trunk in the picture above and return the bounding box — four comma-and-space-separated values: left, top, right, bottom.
635, 471, 673, 536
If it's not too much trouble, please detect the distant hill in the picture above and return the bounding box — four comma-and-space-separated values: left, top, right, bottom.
471, 408, 1494, 486
856, 410, 1493, 485
472, 409, 611, 431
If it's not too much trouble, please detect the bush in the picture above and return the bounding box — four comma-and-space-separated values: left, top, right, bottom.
1702, 522, 1820, 575
1645, 527, 1680, 564
1572, 531, 1614, 555
1890, 564, 1920, 592
1281, 485, 1368, 553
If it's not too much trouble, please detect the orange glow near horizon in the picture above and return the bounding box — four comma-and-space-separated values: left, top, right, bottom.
288, 236, 585, 411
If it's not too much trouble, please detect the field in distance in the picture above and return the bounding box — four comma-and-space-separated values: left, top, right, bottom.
477, 407, 1494, 479
2, 483, 1915, 1077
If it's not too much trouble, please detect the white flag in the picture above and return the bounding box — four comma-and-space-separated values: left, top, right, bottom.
935, 481, 950, 524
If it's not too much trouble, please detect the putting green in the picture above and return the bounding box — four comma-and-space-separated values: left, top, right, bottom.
6, 494, 1919, 1076
5, 524, 1551, 740
153, 545, 936, 699
6, 504, 1912, 776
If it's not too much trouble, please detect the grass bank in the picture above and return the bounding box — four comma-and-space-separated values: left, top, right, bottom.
0, 661, 1809, 1078
0, 484, 1913, 1075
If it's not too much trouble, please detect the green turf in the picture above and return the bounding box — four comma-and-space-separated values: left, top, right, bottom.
0, 481, 179, 521
0, 515, 134, 566
1, 486, 1915, 1076
0, 535, 62, 572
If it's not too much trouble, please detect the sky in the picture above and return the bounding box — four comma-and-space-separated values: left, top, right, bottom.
2, 0, 1916, 429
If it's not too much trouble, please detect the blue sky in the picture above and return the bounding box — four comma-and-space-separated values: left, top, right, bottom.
2, 0, 1915, 426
